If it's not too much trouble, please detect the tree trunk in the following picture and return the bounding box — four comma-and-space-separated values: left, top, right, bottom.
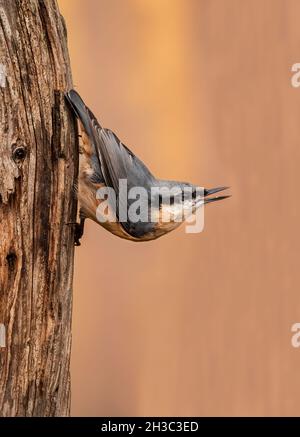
0, 0, 78, 416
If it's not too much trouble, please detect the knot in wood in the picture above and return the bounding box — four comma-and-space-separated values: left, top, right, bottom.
12, 144, 27, 163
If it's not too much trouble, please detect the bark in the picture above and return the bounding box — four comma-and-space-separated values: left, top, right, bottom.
0, 0, 78, 416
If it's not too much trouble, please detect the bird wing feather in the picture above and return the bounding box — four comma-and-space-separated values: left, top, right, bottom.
65, 89, 155, 237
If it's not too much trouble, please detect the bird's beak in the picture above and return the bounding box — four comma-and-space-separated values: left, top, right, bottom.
203, 186, 231, 204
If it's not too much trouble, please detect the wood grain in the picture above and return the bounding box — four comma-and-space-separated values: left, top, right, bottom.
0, 0, 78, 416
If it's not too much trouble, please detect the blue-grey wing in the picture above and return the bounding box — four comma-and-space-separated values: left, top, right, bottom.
65, 89, 156, 238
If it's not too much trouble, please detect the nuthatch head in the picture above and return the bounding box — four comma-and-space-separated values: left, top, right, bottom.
65, 90, 230, 244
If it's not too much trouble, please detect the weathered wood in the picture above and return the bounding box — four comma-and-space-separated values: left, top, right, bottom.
0, 0, 78, 416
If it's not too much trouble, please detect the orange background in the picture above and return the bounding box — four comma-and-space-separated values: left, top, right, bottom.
59, 0, 300, 416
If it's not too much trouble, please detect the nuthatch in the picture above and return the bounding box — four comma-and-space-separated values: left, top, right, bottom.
65, 90, 229, 245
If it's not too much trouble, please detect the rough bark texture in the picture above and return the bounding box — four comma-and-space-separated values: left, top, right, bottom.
0, 0, 78, 416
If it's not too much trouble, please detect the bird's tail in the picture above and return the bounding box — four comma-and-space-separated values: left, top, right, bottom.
65, 89, 99, 144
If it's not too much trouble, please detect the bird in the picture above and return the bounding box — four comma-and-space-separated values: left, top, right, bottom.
65, 89, 229, 245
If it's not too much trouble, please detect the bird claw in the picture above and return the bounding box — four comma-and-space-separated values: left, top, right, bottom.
74, 218, 85, 246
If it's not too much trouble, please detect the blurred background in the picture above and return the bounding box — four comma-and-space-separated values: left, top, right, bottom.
59, 0, 300, 416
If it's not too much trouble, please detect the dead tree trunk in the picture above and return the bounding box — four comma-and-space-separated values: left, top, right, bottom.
0, 0, 78, 416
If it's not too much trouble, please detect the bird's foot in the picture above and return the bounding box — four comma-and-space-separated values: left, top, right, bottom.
74, 217, 85, 246
65, 217, 85, 246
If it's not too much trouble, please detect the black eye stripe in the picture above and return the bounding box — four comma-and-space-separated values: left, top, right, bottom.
159, 192, 197, 205
158, 194, 176, 205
